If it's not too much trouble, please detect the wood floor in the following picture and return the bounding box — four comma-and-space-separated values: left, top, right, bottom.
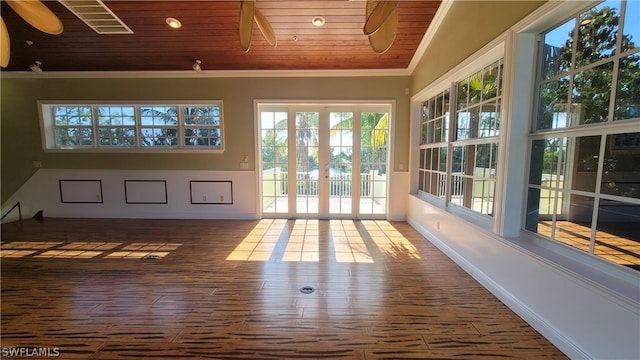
1, 218, 567, 359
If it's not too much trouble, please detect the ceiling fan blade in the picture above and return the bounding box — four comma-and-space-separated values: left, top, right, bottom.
366, 0, 397, 54
254, 8, 277, 48
368, 8, 397, 54
239, 0, 255, 52
363, 0, 399, 36
6, 0, 63, 35
1, 17, 10, 67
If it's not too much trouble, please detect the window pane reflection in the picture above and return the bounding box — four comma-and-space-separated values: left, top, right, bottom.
541, 20, 575, 79
621, 0, 639, 52
575, 1, 620, 67
525, 187, 557, 233
601, 133, 640, 199
571, 61, 613, 125
555, 195, 595, 252
537, 77, 570, 130
615, 54, 640, 121
528, 138, 564, 186
595, 199, 640, 268
573, 136, 601, 193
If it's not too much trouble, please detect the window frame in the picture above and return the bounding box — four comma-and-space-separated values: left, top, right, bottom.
413, 44, 505, 223
39, 101, 225, 153
524, 0, 640, 268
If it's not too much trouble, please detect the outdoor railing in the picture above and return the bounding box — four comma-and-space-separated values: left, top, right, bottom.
263, 168, 377, 197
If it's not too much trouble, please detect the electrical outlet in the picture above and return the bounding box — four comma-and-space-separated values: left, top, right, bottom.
203, 195, 207, 202
33, 161, 42, 168
240, 162, 249, 169
219, 195, 224, 202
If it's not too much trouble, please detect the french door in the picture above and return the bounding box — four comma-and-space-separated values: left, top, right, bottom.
259, 103, 390, 219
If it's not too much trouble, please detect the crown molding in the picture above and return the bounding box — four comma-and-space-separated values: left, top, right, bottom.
407, 0, 454, 74
1, 68, 412, 79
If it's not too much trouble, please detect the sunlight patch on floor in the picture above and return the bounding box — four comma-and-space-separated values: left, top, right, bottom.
330, 220, 374, 263
36, 250, 104, 259
226, 219, 419, 263
283, 220, 319, 262
0, 241, 181, 259
362, 220, 421, 259
226, 219, 286, 261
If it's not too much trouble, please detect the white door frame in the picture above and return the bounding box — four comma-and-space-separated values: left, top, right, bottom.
255, 100, 394, 219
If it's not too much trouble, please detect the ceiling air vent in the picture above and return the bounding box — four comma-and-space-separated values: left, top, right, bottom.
58, 0, 133, 34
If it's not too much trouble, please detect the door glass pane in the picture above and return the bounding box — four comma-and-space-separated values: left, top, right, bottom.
296, 112, 320, 214
329, 112, 353, 214
360, 111, 389, 215
261, 111, 289, 214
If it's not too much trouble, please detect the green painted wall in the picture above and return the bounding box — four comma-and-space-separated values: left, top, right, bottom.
411, 1, 545, 94
1, 76, 410, 203
1, 1, 550, 205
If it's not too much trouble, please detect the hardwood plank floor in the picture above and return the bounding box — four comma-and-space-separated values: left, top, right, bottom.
1, 218, 568, 359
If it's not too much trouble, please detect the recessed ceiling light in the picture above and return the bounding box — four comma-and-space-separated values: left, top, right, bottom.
312, 16, 325, 27
166, 17, 182, 29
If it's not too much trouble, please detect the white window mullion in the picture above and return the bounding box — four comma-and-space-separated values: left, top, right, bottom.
177, 106, 184, 148
352, 108, 362, 217
91, 106, 99, 148
445, 82, 457, 207
135, 106, 142, 148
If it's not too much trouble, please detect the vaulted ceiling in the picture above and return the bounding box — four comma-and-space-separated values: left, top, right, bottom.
0, 0, 442, 72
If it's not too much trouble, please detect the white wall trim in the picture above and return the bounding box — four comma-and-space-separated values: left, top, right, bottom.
2, 169, 260, 221
1, 68, 411, 79
408, 218, 591, 360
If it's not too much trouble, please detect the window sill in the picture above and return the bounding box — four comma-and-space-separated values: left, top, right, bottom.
503, 231, 640, 304
410, 193, 640, 304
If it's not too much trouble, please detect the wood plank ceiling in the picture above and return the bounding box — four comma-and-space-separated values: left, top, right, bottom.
0, 0, 441, 72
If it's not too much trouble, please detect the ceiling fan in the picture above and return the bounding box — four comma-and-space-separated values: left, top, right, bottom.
238, 0, 399, 54
239, 0, 277, 52
1, 0, 64, 68
364, 0, 399, 54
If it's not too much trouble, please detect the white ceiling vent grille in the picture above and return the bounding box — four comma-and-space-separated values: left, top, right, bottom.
58, 0, 133, 34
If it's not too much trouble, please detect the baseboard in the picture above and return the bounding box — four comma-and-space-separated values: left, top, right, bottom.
407, 218, 592, 360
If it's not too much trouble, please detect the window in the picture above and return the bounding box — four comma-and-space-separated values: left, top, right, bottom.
417, 60, 503, 217
53, 105, 93, 147
40, 102, 224, 152
418, 89, 449, 200
451, 61, 502, 216
97, 106, 136, 147
527, 0, 640, 270
139, 106, 179, 147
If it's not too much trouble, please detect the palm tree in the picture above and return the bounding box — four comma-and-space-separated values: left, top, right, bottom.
140, 106, 179, 146
261, 110, 389, 195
